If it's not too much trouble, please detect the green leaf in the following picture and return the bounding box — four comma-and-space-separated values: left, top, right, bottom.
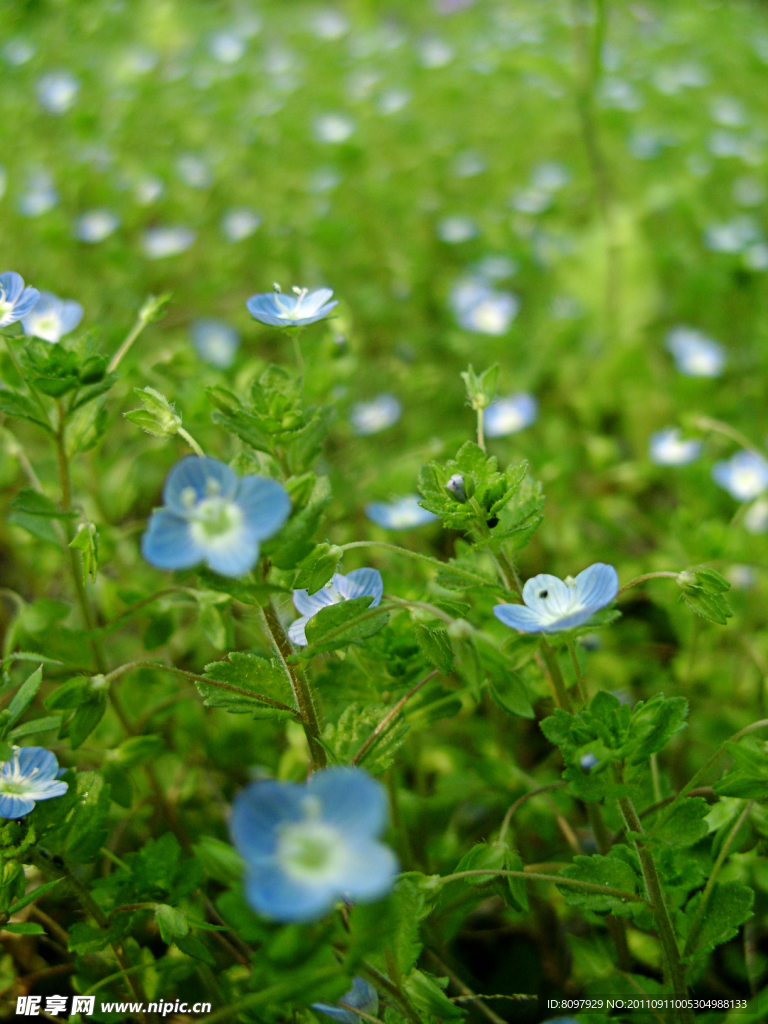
558, 852, 640, 914
10, 488, 76, 520
0, 390, 52, 431
124, 386, 181, 437
198, 652, 294, 719
7, 878, 64, 915
110, 735, 165, 768
488, 673, 535, 719
2, 922, 44, 935
461, 363, 498, 411
175, 931, 215, 965
304, 596, 389, 651
647, 798, 710, 847
682, 882, 754, 957
678, 567, 733, 625
64, 696, 107, 749
198, 601, 226, 649
268, 474, 332, 569
7, 666, 42, 726
69, 522, 99, 584
323, 703, 408, 774
715, 738, 768, 799
294, 543, 342, 594
453, 841, 529, 912
193, 836, 245, 885
10, 715, 61, 740
155, 903, 189, 943
69, 921, 117, 955
63, 771, 112, 863
415, 625, 454, 675
405, 970, 466, 1020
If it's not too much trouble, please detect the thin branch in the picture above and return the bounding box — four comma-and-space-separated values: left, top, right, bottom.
438, 868, 648, 904
498, 782, 567, 844
352, 671, 439, 765
616, 572, 681, 598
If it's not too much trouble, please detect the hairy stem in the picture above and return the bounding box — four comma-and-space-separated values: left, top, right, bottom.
440, 868, 647, 903
539, 640, 574, 713
353, 671, 438, 765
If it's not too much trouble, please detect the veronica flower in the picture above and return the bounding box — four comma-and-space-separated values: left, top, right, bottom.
37, 71, 79, 114
18, 171, 59, 218
456, 287, 519, 335
314, 114, 355, 143
221, 208, 261, 242
0, 272, 40, 328
648, 428, 702, 466
350, 394, 401, 436
312, 978, 379, 1024
452, 151, 487, 178
0, 747, 68, 819
134, 176, 164, 206
247, 285, 337, 327
176, 154, 212, 190
378, 88, 411, 115
190, 319, 240, 369
75, 210, 120, 243
230, 766, 397, 921
745, 498, 768, 534
484, 395, 537, 437
531, 161, 571, 191
510, 188, 552, 215
494, 563, 619, 634
142, 456, 290, 577
418, 37, 454, 68
712, 450, 768, 502
666, 326, 725, 377
437, 216, 479, 243
142, 226, 196, 259
310, 9, 350, 41
208, 30, 246, 64
365, 495, 438, 530
704, 216, 760, 254
289, 569, 383, 646
2, 38, 35, 66
22, 292, 83, 343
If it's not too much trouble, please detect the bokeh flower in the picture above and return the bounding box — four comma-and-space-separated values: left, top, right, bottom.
142, 456, 290, 577
190, 319, 240, 369
712, 450, 768, 501
208, 30, 246, 64
314, 113, 355, 143
36, 71, 79, 113
437, 216, 479, 243
494, 563, 619, 634
230, 766, 397, 921
18, 170, 59, 218
142, 226, 196, 259
484, 394, 537, 437
451, 279, 519, 335
0, 272, 40, 328
666, 326, 725, 377
221, 208, 261, 242
312, 977, 379, 1024
648, 428, 702, 466
247, 286, 337, 327
22, 291, 83, 343
289, 569, 383, 646
365, 495, 438, 530
0, 747, 68, 819
350, 394, 401, 436
75, 210, 120, 243
176, 154, 212, 189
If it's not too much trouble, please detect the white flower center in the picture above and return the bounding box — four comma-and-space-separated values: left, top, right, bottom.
189, 497, 243, 545
277, 819, 347, 884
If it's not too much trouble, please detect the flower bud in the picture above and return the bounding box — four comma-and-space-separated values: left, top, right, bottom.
445, 473, 468, 503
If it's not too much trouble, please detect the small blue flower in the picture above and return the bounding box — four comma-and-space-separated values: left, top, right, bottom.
666, 326, 725, 377
289, 569, 383, 646
484, 394, 537, 438
648, 428, 702, 466
0, 747, 68, 819
21, 291, 83, 344
312, 977, 379, 1024
221, 208, 261, 242
37, 71, 79, 114
190, 319, 241, 369
143, 226, 196, 259
18, 170, 59, 218
450, 279, 519, 336
142, 456, 291, 578
365, 495, 438, 530
75, 210, 120, 243
437, 216, 479, 243
0, 272, 40, 328
246, 285, 338, 327
350, 394, 401, 436
494, 563, 619, 634
230, 766, 398, 921
712, 450, 768, 501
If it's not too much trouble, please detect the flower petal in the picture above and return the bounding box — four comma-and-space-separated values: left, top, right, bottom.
307, 766, 389, 839
245, 863, 338, 921
574, 563, 619, 612
333, 569, 383, 606
141, 509, 204, 570
231, 779, 304, 862
493, 603, 548, 632
204, 534, 260, 577
0, 794, 35, 819
522, 574, 573, 618
338, 839, 399, 903
163, 456, 239, 513
59, 300, 84, 335
293, 585, 339, 618
0, 272, 24, 303
16, 746, 59, 781
236, 476, 291, 541
288, 616, 310, 646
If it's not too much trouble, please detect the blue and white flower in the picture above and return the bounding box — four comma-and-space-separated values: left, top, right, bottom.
0, 272, 40, 328
666, 326, 725, 377
484, 394, 537, 438
18, 170, 59, 218
450, 279, 519, 335
36, 71, 79, 114
289, 569, 383, 646
208, 30, 247, 64
712, 450, 768, 502
0, 747, 68, 819
247, 285, 338, 327
221, 208, 261, 242
437, 216, 479, 243
190, 319, 240, 369
22, 291, 83, 343
312, 977, 379, 1024
350, 394, 401, 436
176, 154, 213, 190
704, 216, 760, 255
142, 226, 196, 259
745, 498, 768, 534
142, 456, 291, 578
494, 563, 619, 634
313, 114, 355, 144
648, 428, 702, 466
230, 766, 398, 921
75, 210, 120, 243
365, 495, 438, 530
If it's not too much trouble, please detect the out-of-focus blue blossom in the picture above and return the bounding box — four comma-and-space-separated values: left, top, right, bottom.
142, 226, 196, 259
437, 216, 479, 243
648, 428, 702, 466
2, 37, 35, 66
314, 113, 355, 143
75, 210, 120, 243
310, 9, 350, 40
727, 564, 758, 587
484, 395, 537, 438
452, 150, 487, 178
365, 495, 438, 530
510, 188, 552, 214
18, 170, 59, 218
704, 216, 761, 254
733, 176, 765, 207
121, 48, 159, 76
628, 131, 667, 160
22, 292, 83, 343
230, 766, 397, 921
190, 319, 240, 369
221, 208, 261, 242
377, 88, 411, 115
176, 154, 213, 189
142, 456, 290, 577
579, 753, 599, 773
666, 326, 725, 377
37, 71, 80, 113
247, 286, 338, 327
289, 569, 383, 646
134, 176, 164, 206
550, 295, 583, 320
652, 61, 708, 95
418, 36, 454, 68
308, 167, 342, 193
743, 243, 768, 271
451, 279, 519, 335
712, 450, 768, 502
350, 394, 401, 436
312, 977, 379, 1024
494, 563, 619, 634
531, 160, 571, 191
707, 130, 746, 159
0, 747, 68, 819
208, 30, 246, 63
472, 255, 518, 281
0, 272, 40, 328
710, 96, 747, 127
598, 77, 642, 111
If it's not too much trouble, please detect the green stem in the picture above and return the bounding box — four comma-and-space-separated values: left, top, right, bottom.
338, 541, 504, 592
439, 868, 647, 904
616, 572, 681, 598
476, 407, 485, 451
177, 426, 205, 457
292, 328, 305, 382
565, 638, 588, 703
107, 297, 165, 373
539, 640, 573, 712
498, 782, 567, 845
690, 416, 757, 455
352, 671, 438, 765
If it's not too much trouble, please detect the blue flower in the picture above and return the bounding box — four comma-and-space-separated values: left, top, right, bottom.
142, 226, 196, 259
494, 563, 619, 634
665, 326, 725, 377
712, 450, 768, 501
246, 285, 338, 327
312, 977, 379, 1024
289, 569, 383, 646
450, 278, 519, 336
75, 210, 120, 243
190, 319, 240, 369
142, 456, 291, 578
365, 495, 438, 530
0, 272, 40, 328
648, 428, 702, 466
230, 766, 398, 921
37, 71, 79, 114
21, 291, 83, 343
484, 394, 537, 437
350, 394, 401, 436
0, 747, 68, 819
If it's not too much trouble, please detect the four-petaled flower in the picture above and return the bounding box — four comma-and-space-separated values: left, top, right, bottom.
142, 456, 291, 578
0, 747, 68, 819
246, 285, 338, 327
365, 495, 438, 530
494, 563, 619, 633
289, 569, 383, 646
21, 291, 83, 343
712, 450, 768, 501
484, 394, 537, 438
230, 766, 398, 921
312, 977, 379, 1024
0, 272, 40, 328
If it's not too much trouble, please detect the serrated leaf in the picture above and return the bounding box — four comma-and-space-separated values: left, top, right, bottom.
647, 798, 710, 847
682, 882, 754, 957
558, 853, 639, 914
304, 596, 389, 650
198, 653, 294, 718
156, 903, 189, 943
415, 625, 454, 675
0, 390, 52, 431
715, 738, 768, 799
